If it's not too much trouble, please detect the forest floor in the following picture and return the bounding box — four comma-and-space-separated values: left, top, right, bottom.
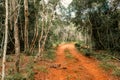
34, 43, 119, 80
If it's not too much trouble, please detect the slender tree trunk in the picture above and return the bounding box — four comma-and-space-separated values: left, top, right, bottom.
14, 15, 20, 73
88, 18, 93, 52
2, 0, 8, 79
24, 0, 29, 51
34, 19, 44, 62
9, 1, 13, 30
29, 15, 38, 53
12, 0, 21, 72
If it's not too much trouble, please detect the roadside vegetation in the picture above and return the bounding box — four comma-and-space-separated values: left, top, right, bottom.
75, 42, 120, 78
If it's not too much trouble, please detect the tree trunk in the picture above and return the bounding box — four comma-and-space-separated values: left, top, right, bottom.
118, 21, 120, 30
29, 15, 38, 53
24, 0, 29, 51
34, 19, 44, 62
12, 0, 21, 73
2, 0, 8, 79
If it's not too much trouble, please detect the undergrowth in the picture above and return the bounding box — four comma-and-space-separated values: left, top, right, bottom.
93, 51, 120, 77
99, 61, 116, 71
112, 68, 120, 77
25, 58, 35, 80
42, 49, 56, 61
6, 72, 26, 80
35, 65, 48, 73
5, 56, 35, 80
74, 42, 91, 57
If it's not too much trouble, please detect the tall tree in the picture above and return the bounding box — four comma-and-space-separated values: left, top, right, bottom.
12, 0, 21, 72
71, 0, 120, 50
2, 0, 8, 79
24, 0, 29, 51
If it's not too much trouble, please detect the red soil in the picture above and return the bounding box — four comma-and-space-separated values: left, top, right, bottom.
34, 43, 118, 80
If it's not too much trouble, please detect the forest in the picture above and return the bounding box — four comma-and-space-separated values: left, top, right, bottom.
0, 0, 120, 80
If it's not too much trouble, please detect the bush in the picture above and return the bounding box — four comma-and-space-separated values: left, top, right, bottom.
74, 42, 81, 50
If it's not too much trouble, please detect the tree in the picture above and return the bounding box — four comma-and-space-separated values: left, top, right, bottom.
1, 0, 8, 79
71, 0, 120, 51
24, 0, 29, 52
12, 0, 21, 72
34, 0, 60, 61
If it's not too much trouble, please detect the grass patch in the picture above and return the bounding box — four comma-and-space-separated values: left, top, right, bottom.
93, 51, 120, 77
64, 49, 74, 59
99, 61, 116, 71
92, 53, 112, 61
65, 53, 74, 59
112, 68, 120, 77
36, 65, 48, 73
25, 57, 35, 80
42, 49, 56, 61
74, 42, 91, 57
6, 72, 26, 80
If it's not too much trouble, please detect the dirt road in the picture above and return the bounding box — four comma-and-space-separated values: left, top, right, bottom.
35, 43, 117, 80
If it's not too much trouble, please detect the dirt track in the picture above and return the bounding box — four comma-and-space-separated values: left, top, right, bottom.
35, 43, 117, 80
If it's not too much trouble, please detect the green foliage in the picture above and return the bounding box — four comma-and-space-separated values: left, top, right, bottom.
100, 61, 116, 71
42, 49, 56, 61
92, 52, 112, 61
52, 42, 60, 49
26, 68, 34, 80
71, 0, 120, 51
75, 43, 81, 50
6, 73, 26, 80
81, 48, 91, 57
25, 57, 35, 80
94, 51, 120, 77
75, 41, 92, 57
65, 53, 74, 59
74, 41, 85, 50
100, 60, 120, 77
